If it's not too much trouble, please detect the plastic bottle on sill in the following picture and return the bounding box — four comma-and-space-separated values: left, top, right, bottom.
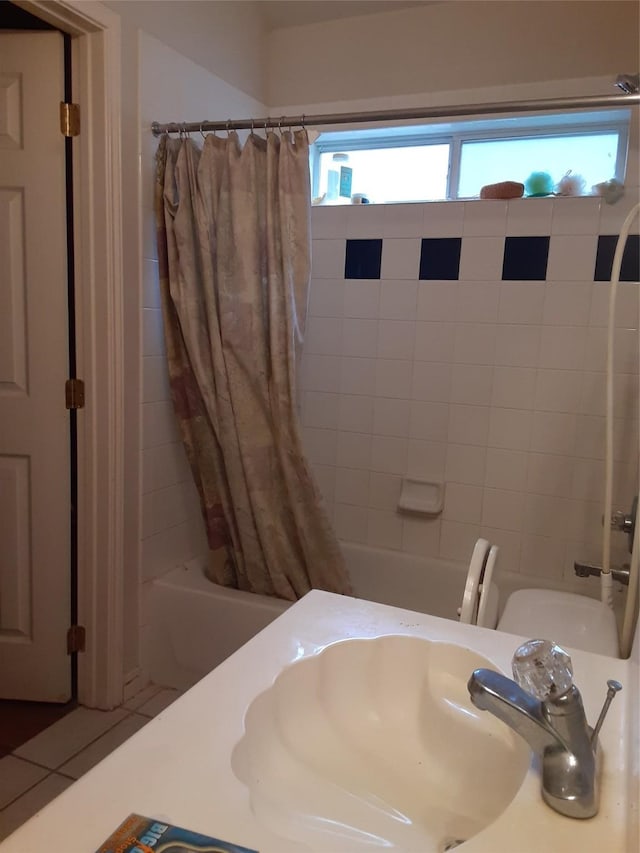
332, 152, 352, 202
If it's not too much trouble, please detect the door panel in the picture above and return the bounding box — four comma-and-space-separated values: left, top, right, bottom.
0, 188, 27, 392
0, 31, 71, 701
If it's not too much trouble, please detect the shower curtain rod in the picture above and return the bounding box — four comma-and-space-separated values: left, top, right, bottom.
151, 91, 640, 137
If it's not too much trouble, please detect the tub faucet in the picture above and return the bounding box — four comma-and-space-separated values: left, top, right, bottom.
467, 639, 622, 820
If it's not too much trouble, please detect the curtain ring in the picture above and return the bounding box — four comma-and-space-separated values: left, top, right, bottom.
278, 116, 283, 135
226, 119, 232, 136
250, 117, 255, 136
199, 121, 208, 140
264, 116, 269, 135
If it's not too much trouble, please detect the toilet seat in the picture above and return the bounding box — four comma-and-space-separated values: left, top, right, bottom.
458, 539, 499, 628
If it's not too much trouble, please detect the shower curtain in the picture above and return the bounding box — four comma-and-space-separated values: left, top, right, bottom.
154, 130, 351, 601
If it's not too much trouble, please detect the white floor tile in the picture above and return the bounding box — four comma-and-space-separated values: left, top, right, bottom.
0, 774, 72, 843
0, 757, 48, 810
59, 714, 149, 779
13, 707, 128, 770
135, 688, 182, 718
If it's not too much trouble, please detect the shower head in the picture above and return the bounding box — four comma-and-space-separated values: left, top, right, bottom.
615, 73, 640, 95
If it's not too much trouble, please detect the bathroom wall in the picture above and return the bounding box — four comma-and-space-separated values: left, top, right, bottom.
301, 194, 640, 586
136, 31, 265, 684
103, 0, 267, 103
267, 1, 639, 108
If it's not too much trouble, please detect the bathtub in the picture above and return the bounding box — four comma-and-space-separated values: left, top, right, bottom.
145, 542, 604, 690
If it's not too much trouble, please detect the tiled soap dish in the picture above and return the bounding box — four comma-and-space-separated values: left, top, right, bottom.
397, 478, 444, 515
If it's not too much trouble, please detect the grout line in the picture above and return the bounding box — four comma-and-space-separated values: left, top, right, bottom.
5, 756, 53, 774
0, 769, 54, 813
54, 770, 77, 781
3, 690, 167, 780
0, 691, 173, 828
47, 709, 142, 771
9, 709, 138, 774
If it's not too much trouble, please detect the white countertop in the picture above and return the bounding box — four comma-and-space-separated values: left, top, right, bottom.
1, 591, 638, 853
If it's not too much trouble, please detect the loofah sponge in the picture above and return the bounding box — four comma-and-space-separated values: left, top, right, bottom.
480, 181, 524, 200
524, 171, 554, 197
556, 171, 586, 196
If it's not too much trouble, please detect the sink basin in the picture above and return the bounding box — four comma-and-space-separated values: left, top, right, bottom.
232, 635, 529, 851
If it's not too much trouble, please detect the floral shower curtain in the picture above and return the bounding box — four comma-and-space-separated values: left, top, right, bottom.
154, 130, 351, 601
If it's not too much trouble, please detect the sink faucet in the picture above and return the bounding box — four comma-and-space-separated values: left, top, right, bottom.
467, 639, 622, 820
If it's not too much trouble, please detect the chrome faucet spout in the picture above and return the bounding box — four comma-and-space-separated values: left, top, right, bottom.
468, 669, 569, 755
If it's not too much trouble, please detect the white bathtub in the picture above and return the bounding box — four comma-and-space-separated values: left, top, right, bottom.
145, 542, 604, 690
147, 544, 476, 690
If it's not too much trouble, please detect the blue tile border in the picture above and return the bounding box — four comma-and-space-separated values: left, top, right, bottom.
594, 234, 640, 282
314, 232, 638, 283
502, 236, 549, 281
344, 239, 383, 279
419, 238, 461, 280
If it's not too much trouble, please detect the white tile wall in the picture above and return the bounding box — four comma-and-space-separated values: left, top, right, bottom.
304, 392, 340, 429
140, 216, 208, 589
369, 471, 402, 510
506, 198, 553, 236
498, 282, 545, 324
367, 508, 404, 549
447, 404, 489, 446
343, 280, 380, 317
380, 280, 418, 319
494, 324, 541, 367
463, 200, 507, 236
304, 196, 639, 582
402, 515, 441, 556
371, 434, 407, 475
308, 278, 344, 317
417, 281, 458, 321
422, 201, 464, 236
345, 204, 385, 238
381, 239, 422, 279
382, 203, 425, 238
378, 320, 416, 359
339, 394, 375, 433
547, 235, 598, 280
415, 322, 456, 362
373, 397, 410, 437
458, 237, 505, 280
410, 400, 449, 442
551, 197, 601, 235
456, 282, 501, 322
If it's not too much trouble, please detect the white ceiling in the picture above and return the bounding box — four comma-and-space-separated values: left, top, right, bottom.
258, 1, 431, 31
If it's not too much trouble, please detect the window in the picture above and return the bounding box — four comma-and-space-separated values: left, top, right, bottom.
311, 109, 630, 204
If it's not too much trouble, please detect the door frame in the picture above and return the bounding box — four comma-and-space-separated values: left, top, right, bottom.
15, 0, 126, 709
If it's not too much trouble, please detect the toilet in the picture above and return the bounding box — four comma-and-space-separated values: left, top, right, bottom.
460, 539, 619, 657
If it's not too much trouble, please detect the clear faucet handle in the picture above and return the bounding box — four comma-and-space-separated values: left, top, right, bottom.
512, 638, 574, 700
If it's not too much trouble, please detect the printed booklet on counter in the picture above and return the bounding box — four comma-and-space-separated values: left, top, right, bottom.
95, 813, 259, 853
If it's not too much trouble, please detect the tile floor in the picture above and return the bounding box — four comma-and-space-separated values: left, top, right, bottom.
0, 699, 77, 757
0, 685, 181, 843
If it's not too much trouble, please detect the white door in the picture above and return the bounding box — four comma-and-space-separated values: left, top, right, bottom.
0, 31, 71, 701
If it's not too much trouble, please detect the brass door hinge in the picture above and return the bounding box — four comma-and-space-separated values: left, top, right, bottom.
65, 378, 85, 410
67, 624, 86, 654
60, 101, 80, 137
